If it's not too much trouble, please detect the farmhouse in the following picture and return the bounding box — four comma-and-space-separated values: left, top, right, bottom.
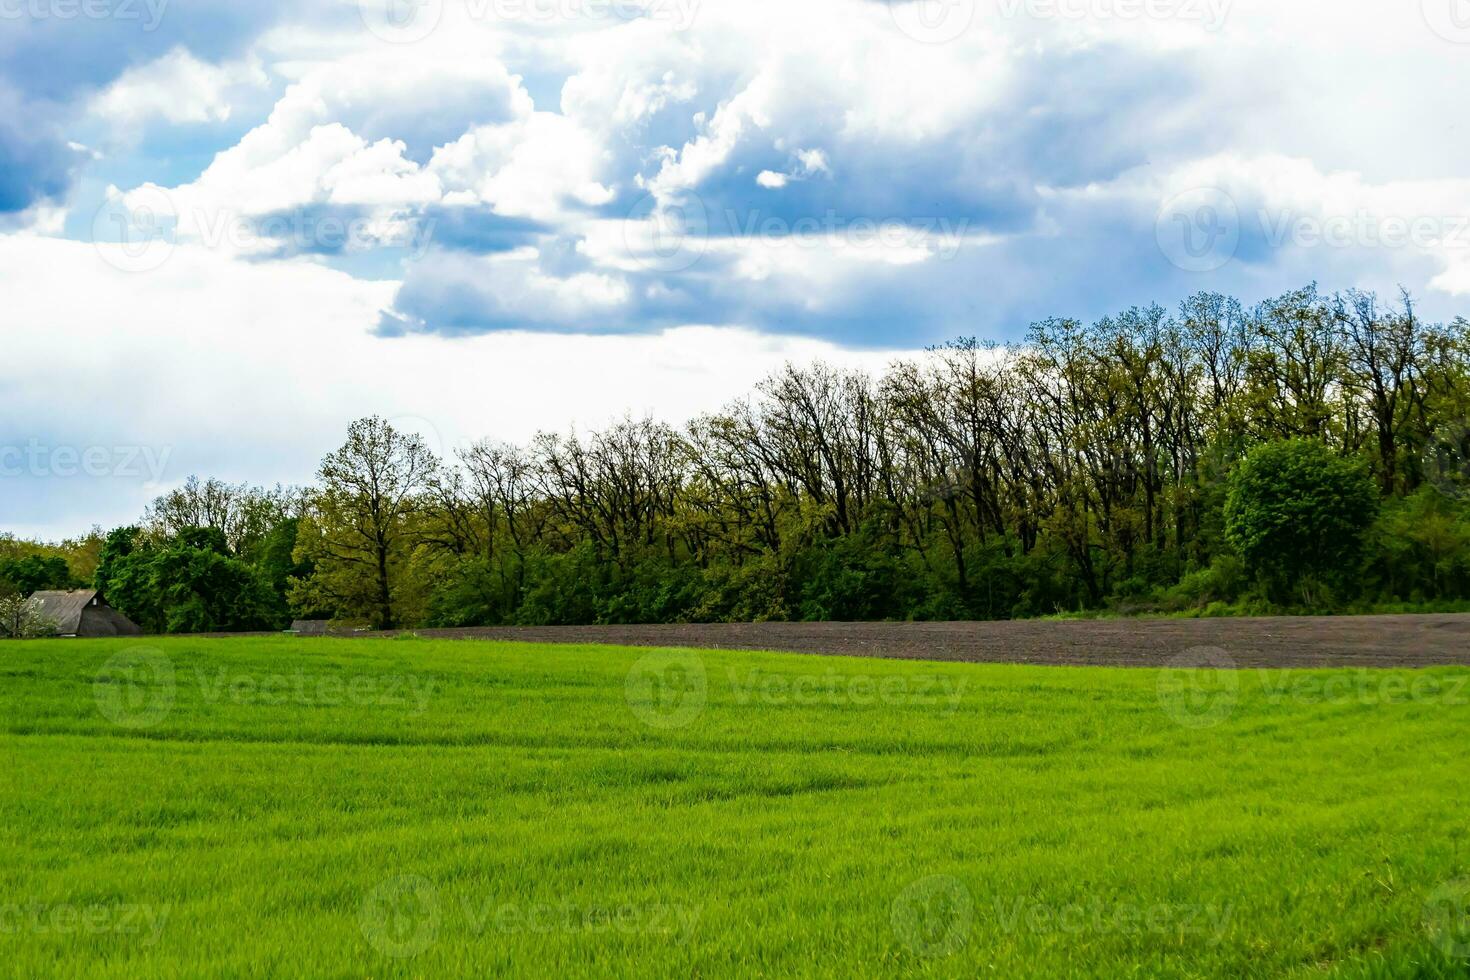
27, 590, 142, 638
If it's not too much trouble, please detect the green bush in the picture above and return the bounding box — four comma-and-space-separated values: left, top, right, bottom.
96, 526, 283, 634
1224, 440, 1379, 602
0, 555, 75, 595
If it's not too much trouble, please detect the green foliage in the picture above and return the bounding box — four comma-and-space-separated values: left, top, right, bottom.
0, 554, 74, 594
792, 529, 920, 622
691, 555, 793, 622
0, 529, 104, 587
424, 557, 517, 627
1368, 488, 1470, 602
290, 417, 438, 630
1224, 440, 1379, 599
1160, 554, 1248, 611
95, 527, 284, 633
14, 284, 1470, 629
93, 525, 142, 595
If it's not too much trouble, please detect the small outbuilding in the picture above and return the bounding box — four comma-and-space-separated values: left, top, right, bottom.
286, 620, 367, 636
287, 620, 331, 636
27, 590, 142, 638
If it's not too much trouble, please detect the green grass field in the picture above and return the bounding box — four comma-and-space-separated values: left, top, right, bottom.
2, 636, 1469, 978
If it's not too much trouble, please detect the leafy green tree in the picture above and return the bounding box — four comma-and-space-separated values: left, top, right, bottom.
0, 555, 74, 594
1368, 489, 1470, 602
94, 526, 144, 595
95, 527, 282, 633
291, 417, 438, 630
1224, 439, 1379, 601
247, 517, 317, 621
147, 542, 281, 634
0, 530, 103, 589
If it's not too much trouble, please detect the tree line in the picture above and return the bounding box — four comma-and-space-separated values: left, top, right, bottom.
9, 283, 1469, 635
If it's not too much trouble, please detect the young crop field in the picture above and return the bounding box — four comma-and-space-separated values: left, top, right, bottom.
2, 636, 1469, 977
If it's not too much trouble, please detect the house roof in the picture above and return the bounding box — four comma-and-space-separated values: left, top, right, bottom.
28, 590, 102, 635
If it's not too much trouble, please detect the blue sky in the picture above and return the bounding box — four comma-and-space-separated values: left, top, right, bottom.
4, 0, 1470, 539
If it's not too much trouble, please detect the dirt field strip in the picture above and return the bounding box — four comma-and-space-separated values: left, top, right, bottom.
362, 615, 1470, 669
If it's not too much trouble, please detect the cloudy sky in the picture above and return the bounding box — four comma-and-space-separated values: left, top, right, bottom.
3, 0, 1469, 539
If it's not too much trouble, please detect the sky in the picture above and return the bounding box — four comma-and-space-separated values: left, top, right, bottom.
3, 0, 1470, 540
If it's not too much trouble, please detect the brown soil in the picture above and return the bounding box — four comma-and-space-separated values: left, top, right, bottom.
373, 615, 1470, 669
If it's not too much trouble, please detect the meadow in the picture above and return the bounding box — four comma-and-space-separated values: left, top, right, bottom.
1, 635, 1468, 977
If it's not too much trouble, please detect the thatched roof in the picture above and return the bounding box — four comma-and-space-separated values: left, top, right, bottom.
27, 590, 141, 637
28, 590, 95, 635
